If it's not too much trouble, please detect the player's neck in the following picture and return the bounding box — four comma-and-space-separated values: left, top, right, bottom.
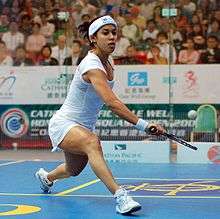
93, 49, 109, 62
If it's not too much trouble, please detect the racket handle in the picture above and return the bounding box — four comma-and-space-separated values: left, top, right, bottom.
148, 126, 158, 134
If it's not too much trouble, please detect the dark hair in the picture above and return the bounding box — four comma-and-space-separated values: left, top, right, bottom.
207, 35, 218, 41
15, 45, 26, 51
0, 40, 6, 46
78, 15, 112, 47
72, 39, 82, 46
32, 22, 41, 28
41, 44, 52, 55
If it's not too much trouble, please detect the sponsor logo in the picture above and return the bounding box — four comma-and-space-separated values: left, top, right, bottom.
0, 108, 29, 138
122, 179, 220, 196
128, 72, 148, 86
182, 70, 199, 97
114, 144, 127, 150
207, 145, 220, 164
162, 76, 177, 84
0, 72, 16, 98
41, 74, 73, 99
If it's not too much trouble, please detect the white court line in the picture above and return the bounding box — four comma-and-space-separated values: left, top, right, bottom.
0, 160, 26, 167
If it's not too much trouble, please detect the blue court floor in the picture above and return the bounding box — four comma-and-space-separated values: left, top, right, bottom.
1, 161, 220, 218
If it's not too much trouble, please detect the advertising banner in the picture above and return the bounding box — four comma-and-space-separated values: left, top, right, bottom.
102, 141, 170, 163
177, 143, 220, 163
1, 104, 219, 148
1, 65, 220, 104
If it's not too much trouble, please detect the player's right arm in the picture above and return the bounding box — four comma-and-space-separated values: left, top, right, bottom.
83, 69, 165, 134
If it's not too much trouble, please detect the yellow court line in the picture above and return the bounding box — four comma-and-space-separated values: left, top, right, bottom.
54, 179, 101, 196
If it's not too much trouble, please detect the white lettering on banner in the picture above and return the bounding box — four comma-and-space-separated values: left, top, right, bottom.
0, 65, 219, 104
146, 110, 169, 117
31, 120, 50, 127
30, 110, 56, 118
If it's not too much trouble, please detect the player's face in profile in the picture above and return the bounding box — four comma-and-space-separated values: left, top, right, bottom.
95, 24, 117, 54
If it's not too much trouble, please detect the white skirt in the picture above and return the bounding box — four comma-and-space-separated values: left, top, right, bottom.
48, 113, 86, 152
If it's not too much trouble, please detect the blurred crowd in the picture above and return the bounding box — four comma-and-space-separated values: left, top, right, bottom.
0, 0, 220, 66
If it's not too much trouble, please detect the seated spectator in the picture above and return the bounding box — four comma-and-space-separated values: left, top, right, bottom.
154, 32, 177, 64
0, 40, 13, 66
115, 45, 146, 65
130, 5, 146, 31
193, 35, 206, 52
122, 14, 140, 43
1, 21, 24, 56
25, 23, 46, 63
200, 35, 220, 63
40, 13, 55, 44
112, 29, 130, 58
147, 45, 168, 64
19, 14, 32, 38
63, 40, 82, 66
188, 23, 204, 38
178, 38, 200, 64
51, 34, 71, 65
0, 15, 9, 38
13, 45, 34, 66
38, 44, 58, 66
207, 19, 220, 41
142, 19, 159, 41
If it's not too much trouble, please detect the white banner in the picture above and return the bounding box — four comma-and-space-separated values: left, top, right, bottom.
0, 65, 219, 104
102, 141, 170, 163
177, 143, 220, 163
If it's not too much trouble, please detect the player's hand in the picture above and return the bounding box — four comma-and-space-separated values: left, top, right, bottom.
146, 123, 165, 136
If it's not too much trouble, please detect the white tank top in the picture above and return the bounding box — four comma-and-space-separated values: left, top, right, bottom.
56, 51, 114, 130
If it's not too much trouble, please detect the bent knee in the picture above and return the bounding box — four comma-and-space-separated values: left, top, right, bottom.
86, 135, 102, 153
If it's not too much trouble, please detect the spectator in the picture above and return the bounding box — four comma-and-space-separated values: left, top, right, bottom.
118, 45, 146, 65
142, 19, 159, 41
200, 35, 220, 63
189, 23, 204, 38
63, 40, 82, 66
0, 41, 13, 66
0, 1, 13, 14
19, 14, 33, 38
156, 32, 177, 64
122, 14, 139, 43
181, 0, 197, 20
153, 6, 168, 32
1, 21, 24, 56
13, 45, 34, 66
193, 35, 206, 52
207, 20, 220, 41
40, 13, 55, 44
147, 45, 168, 64
25, 23, 46, 63
0, 15, 9, 38
112, 29, 130, 58
38, 44, 59, 66
130, 5, 146, 31
51, 34, 71, 65
178, 38, 200, 64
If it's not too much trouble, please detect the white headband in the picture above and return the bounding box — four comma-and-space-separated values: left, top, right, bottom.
88, 15, 117, 37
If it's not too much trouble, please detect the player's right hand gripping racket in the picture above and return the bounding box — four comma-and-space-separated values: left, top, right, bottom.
148, 126, 198, 151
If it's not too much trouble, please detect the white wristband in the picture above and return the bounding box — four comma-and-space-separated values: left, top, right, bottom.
134, 119, 149, 131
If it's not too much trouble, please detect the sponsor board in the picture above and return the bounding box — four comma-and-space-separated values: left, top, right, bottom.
0, 65, 220, 104
177, 143, 220, 163
102, 141, 170, 163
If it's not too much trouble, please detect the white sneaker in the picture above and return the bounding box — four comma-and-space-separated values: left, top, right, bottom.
35, 168, 53, 193
114, 187, 141, 214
